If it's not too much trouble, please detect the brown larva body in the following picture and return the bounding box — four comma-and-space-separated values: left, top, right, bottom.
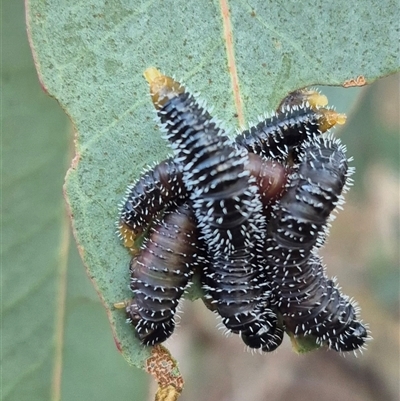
126, 203, 206, 346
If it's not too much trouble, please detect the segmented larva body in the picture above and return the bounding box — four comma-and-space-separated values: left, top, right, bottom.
118, 158, 186, 251
125, 203, 205, 346
145, 68, 283, 351
235, 104, 346, 164
285, 255, 367, 352
267, 136, 350, 265
264, 135, 368, 351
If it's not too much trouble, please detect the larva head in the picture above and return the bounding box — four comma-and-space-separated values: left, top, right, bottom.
279, 88, 328, 110
317, 108, 347, 132
306, 90, 328, 109
118, 221, 141, 255
144, 67, 185, 110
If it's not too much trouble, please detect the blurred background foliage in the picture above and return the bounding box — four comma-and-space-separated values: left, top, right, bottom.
2, 1, 399, 400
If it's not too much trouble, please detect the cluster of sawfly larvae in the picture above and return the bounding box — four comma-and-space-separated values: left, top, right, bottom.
115, 67, 369, 354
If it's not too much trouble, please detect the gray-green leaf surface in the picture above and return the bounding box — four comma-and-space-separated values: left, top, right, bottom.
25, 0, 399, 371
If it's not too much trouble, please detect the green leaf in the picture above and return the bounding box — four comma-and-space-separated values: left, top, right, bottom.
2, 2, 70, 399
25, 0, 399, 375
2, 1, 148, 400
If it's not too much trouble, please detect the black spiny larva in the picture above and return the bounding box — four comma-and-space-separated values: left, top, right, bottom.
264, 135, 368, 352
145, 67, 283, 351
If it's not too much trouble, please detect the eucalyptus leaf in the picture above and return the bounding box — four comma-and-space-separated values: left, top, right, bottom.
26, 0, 399, 373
